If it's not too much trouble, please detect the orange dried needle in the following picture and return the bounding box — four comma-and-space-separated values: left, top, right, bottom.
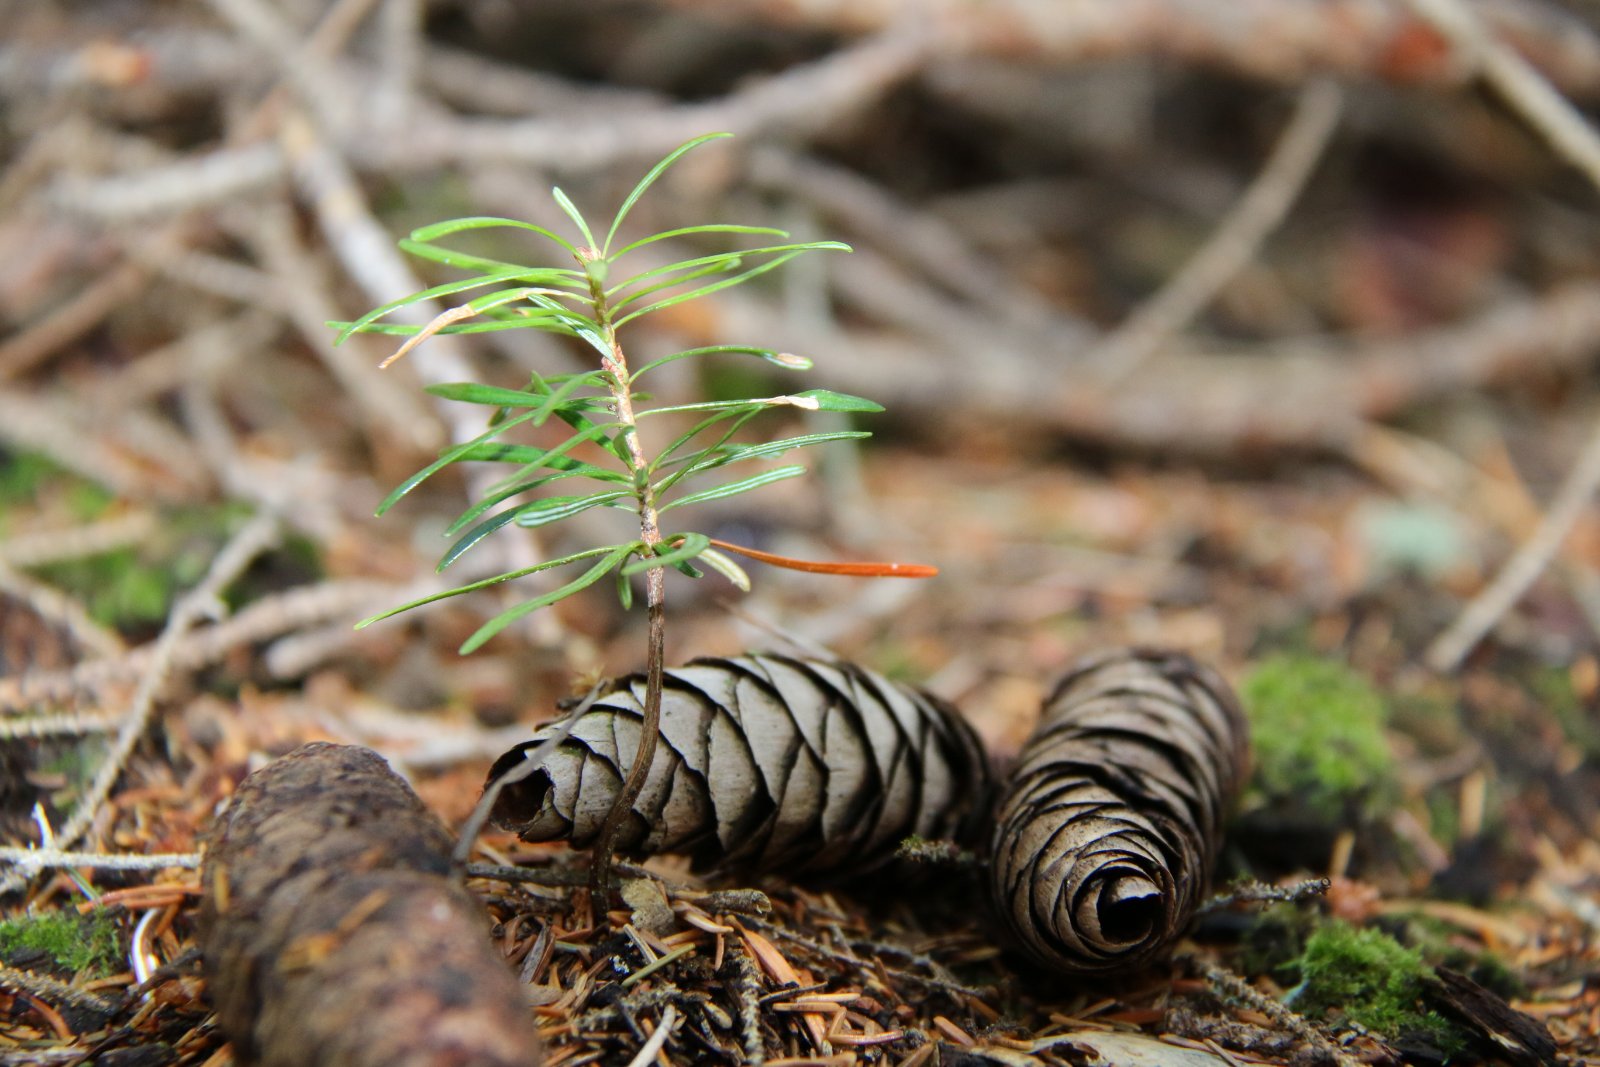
707, 538, 937, 578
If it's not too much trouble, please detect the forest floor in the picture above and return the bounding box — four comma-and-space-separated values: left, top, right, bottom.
2, 1, 1600, 1065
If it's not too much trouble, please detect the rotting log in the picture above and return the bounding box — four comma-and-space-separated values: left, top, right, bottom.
198, 742, 540, 1067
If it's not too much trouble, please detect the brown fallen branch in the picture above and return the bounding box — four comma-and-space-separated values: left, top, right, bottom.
199, 742, 540, 1067
648, 0, 1600, 93
0, 578, 421, 712
0, 515, 281, 898
1085, 78, 1344, 381
48, 27, 931, 219
711, 275, 1600, 455
1407, 0, 1600, 669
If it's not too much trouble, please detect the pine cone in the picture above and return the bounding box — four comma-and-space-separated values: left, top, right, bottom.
990, 648, 1250, 975
487, 652, 992, 879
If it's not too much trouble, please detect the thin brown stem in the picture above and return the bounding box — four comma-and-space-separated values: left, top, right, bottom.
583, 250, 667, 908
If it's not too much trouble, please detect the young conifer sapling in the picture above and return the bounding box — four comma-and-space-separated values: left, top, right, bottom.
334, 133, 934, 895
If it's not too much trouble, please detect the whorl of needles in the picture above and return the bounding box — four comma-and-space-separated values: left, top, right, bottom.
990, 648, 1250, 975
487, 652, 992, 880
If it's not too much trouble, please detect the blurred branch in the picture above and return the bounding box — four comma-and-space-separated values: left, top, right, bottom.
0, 513, 280, 896
0, 389, 206, 500
0, 262, 148, 382
1408, 0, 1600, 670
0, 511, 157, 571
0, 578, 424, 713
748, 146, 1094, 346
716, 275, 1600, 455
0, 560, 124, 659
1085, 79, 1344, 381
46, 27, 930, 220
648, 0, 1600, 92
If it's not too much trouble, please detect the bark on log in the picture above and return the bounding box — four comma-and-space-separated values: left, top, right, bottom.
487, 653, 993, 880
198, 742, 540, 1067
989, 648, 1250, 976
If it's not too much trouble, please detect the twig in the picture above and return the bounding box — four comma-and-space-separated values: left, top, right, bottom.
48, 141, 286, 220
1191, 956, 1360, 1067
1406, 0, 1600, 670
375, 0, 423, 128
0, 262, 148, 382
1427, 412, 1600, 670
0, 559, 124, 660
392, 26, 931, 171
647, 0, 1600, 92
1085, 79, 1343, 381
451, 683, 599, 872
241, 201, 443, 451
0, 710, 122, 741
49, 27, 929, 222
730, 942, 768, 1066
1410, 0, 1600, 189
0, 390, 189, 500
713, 274, 1600, 454
622, 1004, 680, 1067
422, 44, 669, 117
0, 514, 280, 896
0, 847, 199, 873
747, 146, 1092, 344
0, 511, 158, 570
0, 961, 118, 1019
0, 578, 421, 712
1198, 877, 1331, 915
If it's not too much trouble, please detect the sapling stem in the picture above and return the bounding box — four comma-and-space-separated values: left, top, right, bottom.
580, 247, 666, 905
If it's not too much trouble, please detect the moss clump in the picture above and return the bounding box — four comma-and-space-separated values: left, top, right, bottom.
1240, 655, 1394, 822
0, 910, 121, 977
1291, 922, 1463, 1054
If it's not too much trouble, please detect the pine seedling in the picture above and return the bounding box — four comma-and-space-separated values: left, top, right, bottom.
334, 133, 934, 894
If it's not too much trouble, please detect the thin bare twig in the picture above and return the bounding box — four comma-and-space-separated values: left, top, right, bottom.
0, 262, 148, 382
648, 0, 1600, 93
1410, 0, 1600, 189
1086, 79, 1343, 380
0, 390, 195, 501
0, 578, 423, 712
1427, 413, 1600, 670
0, 560, 124, 660
1407, 0, 1600, 670
622, 1005, 679, 1067
0, 847, 199, 873
242, 201, 443, 451
0, 514, 282, 898
0, 961, 118, 1018
1191, 957, 1361, 1067
0, 512, 158, 570
0, 711, 122, 741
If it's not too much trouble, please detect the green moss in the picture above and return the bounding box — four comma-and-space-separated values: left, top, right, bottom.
1291, 922, 1464, 1054
35, 546, 184, 628
0, 451, 113, 536
0, 910, 121, 977
1240, 655, 1395, 822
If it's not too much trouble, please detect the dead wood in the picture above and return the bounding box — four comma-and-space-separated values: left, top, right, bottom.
647, 0, 1600, 94
198, 742, 540, 1067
